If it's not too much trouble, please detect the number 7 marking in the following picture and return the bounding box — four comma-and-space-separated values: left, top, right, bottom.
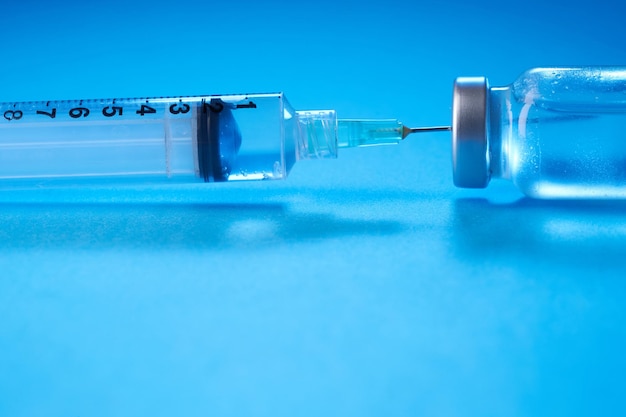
36, 109, 57, 119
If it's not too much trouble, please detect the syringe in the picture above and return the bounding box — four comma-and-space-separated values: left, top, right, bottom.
0, 93, 445, 187
2, 66, 626, 199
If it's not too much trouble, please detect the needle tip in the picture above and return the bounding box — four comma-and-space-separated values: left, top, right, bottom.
402, 125, 451, 139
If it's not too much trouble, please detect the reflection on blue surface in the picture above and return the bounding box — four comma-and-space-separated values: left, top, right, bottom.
0, 202, 403, 249
1, 189, 625, 417
454, 198, 626, 269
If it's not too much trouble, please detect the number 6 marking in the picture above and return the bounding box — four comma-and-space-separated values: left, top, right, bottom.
69, 107, 90, 118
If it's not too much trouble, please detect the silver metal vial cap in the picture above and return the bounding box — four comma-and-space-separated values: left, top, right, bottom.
452, 77, 490, 188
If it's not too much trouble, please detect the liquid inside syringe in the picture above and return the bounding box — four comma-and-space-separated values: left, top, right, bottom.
0, 93, 430, 186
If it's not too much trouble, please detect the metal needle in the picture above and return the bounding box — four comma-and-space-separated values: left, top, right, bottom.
402, 125, 451, 139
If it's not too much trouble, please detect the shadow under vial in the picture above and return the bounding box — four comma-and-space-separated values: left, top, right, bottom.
452, 198, 626, 269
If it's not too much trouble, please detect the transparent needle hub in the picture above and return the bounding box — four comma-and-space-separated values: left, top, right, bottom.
0, 93, 435, 186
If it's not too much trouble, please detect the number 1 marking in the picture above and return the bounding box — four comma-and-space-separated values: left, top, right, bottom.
236, 101, 257, 109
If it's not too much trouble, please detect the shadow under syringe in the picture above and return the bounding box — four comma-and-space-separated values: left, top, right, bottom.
0, 202, 403, 250
453, 198, 626, 270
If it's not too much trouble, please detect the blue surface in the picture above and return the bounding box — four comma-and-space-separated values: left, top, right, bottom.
1, 1, 626, 416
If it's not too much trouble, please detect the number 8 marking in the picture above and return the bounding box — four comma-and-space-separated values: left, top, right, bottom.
3, 110, 23, 121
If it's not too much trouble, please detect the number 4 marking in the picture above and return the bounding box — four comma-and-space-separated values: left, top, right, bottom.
136, 104, 156, 116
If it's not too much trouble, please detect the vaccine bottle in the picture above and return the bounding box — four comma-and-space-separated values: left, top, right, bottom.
452, 67, 626, 198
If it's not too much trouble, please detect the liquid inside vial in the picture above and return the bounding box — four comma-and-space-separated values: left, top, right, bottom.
499, 68, 626, 198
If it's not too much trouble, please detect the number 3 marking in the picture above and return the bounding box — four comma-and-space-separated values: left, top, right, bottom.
169, 103, 190, 114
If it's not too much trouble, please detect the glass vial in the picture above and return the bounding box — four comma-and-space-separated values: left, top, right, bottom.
453, 67, 626, 198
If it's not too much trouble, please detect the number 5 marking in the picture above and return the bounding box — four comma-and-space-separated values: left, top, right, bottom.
102, 106, 123, 117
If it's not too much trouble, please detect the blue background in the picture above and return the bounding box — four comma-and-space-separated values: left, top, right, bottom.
1, 0, 626, 416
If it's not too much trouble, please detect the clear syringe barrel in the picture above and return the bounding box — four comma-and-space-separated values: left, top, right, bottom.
0, 93, 291, 185
0, 93, 405, 187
